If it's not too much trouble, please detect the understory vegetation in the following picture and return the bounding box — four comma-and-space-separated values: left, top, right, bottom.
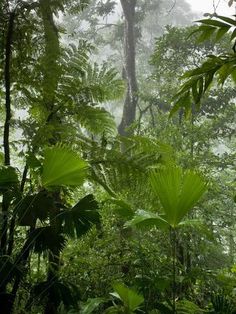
0, 0, 236, 313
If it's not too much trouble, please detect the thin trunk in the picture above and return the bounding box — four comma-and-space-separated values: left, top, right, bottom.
170, 228, 177, 314
3, 11, 14, 166
118, 0, 138, 136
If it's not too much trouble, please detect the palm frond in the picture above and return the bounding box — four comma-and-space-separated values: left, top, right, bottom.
26, 227, 66, 254
0, 166, 19, 192
76, 136, 172, 204
59, 194, 100, 238
16, 190, 54, 226
176, 299, 204, 313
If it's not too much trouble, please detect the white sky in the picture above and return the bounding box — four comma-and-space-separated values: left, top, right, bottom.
185, 0, 236, 16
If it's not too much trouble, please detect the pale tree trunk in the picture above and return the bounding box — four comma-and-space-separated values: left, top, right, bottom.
118, 0, 138, 136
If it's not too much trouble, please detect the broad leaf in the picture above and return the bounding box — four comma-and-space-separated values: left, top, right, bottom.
80, 298, 105, 314
41, 146, 88, 188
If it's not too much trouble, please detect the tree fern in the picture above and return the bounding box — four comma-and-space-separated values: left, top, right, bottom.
76, 106, 117, 135
59, 44, 124, 105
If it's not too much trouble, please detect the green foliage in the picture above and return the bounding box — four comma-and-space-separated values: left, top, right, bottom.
1, 0, 235, 312
27, 227, 66, 254
76, 106, 117, 135
126, 210, 169, 230
210, 294, 236, 313
193, 15, 236, 43
80, 297, 105, 314
171, 15, 236, 116
0, 256, 22, 286
29, 279, 78, 310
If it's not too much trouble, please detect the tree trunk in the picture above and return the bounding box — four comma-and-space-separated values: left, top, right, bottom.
39, 2, 61, 313
0, 12, 15, 312
118, 0, 138, 136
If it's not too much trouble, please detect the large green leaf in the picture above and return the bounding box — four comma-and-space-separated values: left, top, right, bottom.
59, 194, 100, 238
41, 146, 88, 188
111, 282, 144, 312
150, 166, 207, 227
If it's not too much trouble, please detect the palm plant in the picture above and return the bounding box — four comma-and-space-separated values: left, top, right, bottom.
128, 164, 207, 313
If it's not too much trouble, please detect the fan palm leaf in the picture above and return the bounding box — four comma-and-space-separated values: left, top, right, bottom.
150, 165, 207, 227
41, 146, 88, 188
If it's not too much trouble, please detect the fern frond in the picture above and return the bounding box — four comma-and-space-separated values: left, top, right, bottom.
59, 46, 124, 105
76, 106, 117, 136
